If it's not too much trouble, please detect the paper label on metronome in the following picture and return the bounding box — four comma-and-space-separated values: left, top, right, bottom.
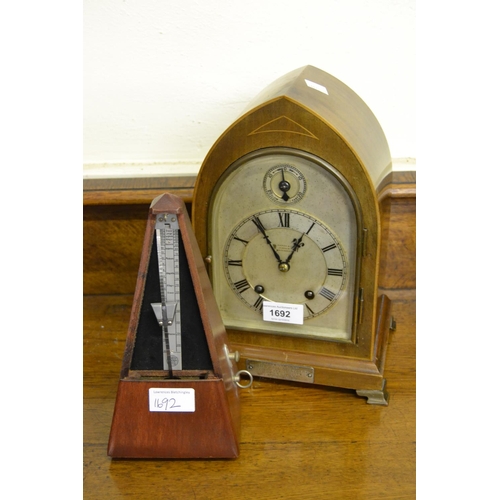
148, 388, 195, 412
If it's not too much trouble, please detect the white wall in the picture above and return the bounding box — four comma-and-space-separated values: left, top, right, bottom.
83, 0, 415, 178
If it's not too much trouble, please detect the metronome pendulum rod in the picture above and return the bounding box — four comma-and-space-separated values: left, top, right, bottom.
151, 213, 182, 373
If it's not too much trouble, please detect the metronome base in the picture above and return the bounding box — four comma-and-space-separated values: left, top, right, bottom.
108, 377, 240, 459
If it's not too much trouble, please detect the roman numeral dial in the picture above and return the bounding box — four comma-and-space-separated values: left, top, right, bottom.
208, 148, 360, 343
223, 209, 347, 318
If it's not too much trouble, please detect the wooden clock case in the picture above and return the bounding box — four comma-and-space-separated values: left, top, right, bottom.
108, 193, 241, 458
191, 66, 393, 403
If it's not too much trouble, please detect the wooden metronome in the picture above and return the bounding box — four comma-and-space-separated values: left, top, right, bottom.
108, 193, 250, 459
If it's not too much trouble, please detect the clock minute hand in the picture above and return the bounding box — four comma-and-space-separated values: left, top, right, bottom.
252, 217, 283, 264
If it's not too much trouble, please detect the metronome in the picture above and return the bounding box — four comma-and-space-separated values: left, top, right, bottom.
108, 193, 251, 459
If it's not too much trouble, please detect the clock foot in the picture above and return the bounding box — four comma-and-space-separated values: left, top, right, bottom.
356, 379, 389, 405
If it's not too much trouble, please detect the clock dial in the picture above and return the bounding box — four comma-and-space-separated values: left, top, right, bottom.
223, 209, 347, 318
209, 148, 360, 342
263, 164, 307, 204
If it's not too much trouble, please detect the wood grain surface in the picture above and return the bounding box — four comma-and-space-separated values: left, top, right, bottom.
83, 172, 415, 295
84, 289, 415, 499
83, 171, 415, 498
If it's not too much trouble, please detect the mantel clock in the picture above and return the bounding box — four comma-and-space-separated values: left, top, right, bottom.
192, 66, 393, 404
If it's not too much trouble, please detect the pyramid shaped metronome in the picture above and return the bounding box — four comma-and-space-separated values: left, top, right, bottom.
107, 193, 241, 459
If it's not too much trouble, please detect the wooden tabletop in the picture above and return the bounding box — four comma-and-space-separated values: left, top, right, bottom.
83, 288, 415, 499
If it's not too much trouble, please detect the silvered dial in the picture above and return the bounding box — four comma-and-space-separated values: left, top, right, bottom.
223, 209, 347, 319
263, 164, 307, 204
209, 148, 358, 342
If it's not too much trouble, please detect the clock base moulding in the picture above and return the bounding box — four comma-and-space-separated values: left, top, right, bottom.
233, 294, 392, 405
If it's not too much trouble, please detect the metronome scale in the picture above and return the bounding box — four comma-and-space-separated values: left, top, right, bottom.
107, 193, 251, 459
151, 212, 183, 372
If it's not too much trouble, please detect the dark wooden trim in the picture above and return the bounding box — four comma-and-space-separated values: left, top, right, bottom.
377, 170, 416, 292
83, 175, 197, 205
83, 171, 415, 295
83, 171, 414, 206
377, 170, 416, 202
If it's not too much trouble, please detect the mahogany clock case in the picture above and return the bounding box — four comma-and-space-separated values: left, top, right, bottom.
191, 66, 393, 401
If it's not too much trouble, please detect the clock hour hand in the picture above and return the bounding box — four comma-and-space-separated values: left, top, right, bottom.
285, 233, 305, 265
252, 216, 283, 264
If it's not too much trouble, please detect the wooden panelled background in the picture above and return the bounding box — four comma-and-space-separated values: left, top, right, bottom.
84, 176, 196, 295
83, 171, 416, 499
83, 172, 415, 296
378, 171, 416, 292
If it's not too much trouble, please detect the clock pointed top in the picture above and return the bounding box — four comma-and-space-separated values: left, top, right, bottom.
241, 65, 391, 186
242, 65, 328, 113
248, 115, 319, 140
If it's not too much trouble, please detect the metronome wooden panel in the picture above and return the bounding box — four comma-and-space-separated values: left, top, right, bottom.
108, 193, 245, 459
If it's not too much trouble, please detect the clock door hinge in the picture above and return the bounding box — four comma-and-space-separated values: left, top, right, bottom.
358, 288, 364, 324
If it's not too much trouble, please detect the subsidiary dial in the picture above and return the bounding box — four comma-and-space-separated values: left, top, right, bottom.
223, 209, 347, 319
263, 164, 307, 204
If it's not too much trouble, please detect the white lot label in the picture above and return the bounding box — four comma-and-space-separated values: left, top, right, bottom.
263, 301, 304, 325
148, 388, 195, 412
